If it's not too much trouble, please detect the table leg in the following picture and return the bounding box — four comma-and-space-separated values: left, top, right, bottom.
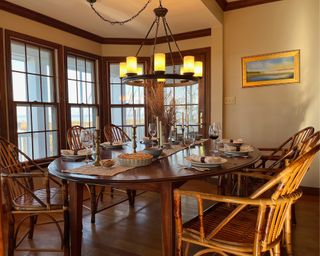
0, 180, 4, 255
69, 181, 83, 256
159, 182, 175, 256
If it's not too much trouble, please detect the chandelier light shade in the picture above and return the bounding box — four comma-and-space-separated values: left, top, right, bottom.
154, 53, 166, 74
194, 61, 203, 77
126, 56, 138, 75
87, 0, 203, 86
183, 56, 195, 75
119, 62, 127, 78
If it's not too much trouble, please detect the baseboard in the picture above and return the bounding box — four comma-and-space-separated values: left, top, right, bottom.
301, 186, 320, 196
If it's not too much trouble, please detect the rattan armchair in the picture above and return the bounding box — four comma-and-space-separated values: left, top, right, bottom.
256, 126, 314, 168
0, 137, 69, 256
174, 143, 320, 256
67, 125, 107, 224
103, 124, 136, 206
103, 124, 131, 143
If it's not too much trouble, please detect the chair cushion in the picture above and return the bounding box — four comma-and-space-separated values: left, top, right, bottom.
183, 203, 261, 245
13, 187, 64, 211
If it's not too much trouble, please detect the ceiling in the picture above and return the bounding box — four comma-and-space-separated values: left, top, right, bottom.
6, 0, 216, 38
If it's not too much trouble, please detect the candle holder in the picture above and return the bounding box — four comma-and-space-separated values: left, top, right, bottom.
93, 129, 101, 166
174, 126, 178, 142
132, 126, 137, 153
181, 125, 185, 138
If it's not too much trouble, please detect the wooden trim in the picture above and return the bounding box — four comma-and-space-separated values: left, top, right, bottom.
301, 186, 320, 196
0, 1, 211, 45
0, 28, 8, 139
103, 56, 150, 136
5, 30, 63, 157
0, 1, 104, 43
215, 0, 228, 11
58, 45, 67, 150
225, 0, 282, 11
64, 46, 100, 60
101, 28, 211, 45
63, 47, 101, 132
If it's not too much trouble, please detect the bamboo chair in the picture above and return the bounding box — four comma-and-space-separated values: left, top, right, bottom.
256, 126, 314, 168
67, 125, 107, 224
103, 124, 136, 206
103, 124, 131, 143
174, 143, 320, 256
0, 137, 69, 256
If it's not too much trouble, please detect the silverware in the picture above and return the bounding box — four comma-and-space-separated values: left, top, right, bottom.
177, 164, 209, 172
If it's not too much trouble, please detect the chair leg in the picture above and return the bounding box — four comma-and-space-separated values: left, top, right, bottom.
284, 211, 293, 256
273, 242, 281, 256
89, 185, 97, 224
127, 189, 136, 207
8, 216, 15, 256
28, 215, 37, 239
218, 175, 225, 195
99, 186, 105, 202
291, 204, 297, 225
63, 210, 70, 256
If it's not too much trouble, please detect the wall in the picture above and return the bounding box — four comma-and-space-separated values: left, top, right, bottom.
223, 0, 320, 187
0, 11, 101, 54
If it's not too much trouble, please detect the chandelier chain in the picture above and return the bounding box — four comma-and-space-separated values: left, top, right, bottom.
89, 0, 153, 25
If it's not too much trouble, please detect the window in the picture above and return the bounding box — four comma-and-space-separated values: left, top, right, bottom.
66, 54, 98, 128
164, 65, 199, 133
10, 40, 58, 160
108, 62, 145, 140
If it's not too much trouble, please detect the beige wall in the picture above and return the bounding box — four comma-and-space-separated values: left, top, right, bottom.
0, 11, 101, 54
223, 0, 320, 187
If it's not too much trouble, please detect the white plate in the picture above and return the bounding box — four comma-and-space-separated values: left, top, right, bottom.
101, 142, 124, 149
186, 156, 227, 168
219, 147, 253, 156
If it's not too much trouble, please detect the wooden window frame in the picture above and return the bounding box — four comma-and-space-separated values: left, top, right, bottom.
5, 30, 63, 163
64, 47, 102, 133
103, 57, 150, 137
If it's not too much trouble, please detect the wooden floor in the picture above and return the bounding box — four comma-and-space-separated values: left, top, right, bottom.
7, 180, 320, 256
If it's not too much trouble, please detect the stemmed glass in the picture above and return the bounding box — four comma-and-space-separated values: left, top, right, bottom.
80, 129, 93, 163
184, 127, 196, 154
208, 122, 220, 153
148, 123, 157, 146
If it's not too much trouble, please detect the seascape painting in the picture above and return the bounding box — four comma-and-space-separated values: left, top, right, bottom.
242, 50, 300, 87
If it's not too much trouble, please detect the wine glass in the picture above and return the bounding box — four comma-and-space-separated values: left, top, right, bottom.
184, 127, 196, 154
208, 122, 220, 153
80, 129, 93, 163
148, 123, 157, 146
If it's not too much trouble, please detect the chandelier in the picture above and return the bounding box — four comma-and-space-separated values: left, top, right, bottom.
87, 0, 203, 87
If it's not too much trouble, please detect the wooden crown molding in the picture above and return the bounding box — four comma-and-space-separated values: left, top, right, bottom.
101, 28, 211, 45
0, 1, 211, 45
215, 0, 282, 11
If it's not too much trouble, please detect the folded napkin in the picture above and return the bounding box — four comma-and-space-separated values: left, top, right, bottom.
188, 155, 222, 164
61, 149, 89, 156
102, 140, 123, 146
223, 144, 253, 152
223, 138, 243, 144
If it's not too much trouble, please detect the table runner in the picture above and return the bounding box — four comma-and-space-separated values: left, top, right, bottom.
62, 139, 208, 176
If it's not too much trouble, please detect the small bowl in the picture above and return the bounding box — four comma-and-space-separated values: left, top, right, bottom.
143, 147, 163, 158
100, 159, 115, 168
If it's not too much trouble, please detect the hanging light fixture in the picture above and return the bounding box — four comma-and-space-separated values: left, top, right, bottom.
87, 0, 203, 87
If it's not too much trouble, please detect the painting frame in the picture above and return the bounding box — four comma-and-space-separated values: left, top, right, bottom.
242, 50, 300, 88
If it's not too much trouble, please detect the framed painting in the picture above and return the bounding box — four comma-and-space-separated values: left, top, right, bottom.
242, 50, 300, 88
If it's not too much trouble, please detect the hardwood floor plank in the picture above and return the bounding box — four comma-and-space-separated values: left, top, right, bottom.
8, 180, 319, 256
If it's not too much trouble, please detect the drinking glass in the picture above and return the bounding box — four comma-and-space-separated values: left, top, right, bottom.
208, 122, 220, 152
80, 129, 93, 163
148, 123, 157, 146
184, 127, 196, 154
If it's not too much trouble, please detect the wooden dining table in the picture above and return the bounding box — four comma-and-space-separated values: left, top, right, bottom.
48, 140, 261, 256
